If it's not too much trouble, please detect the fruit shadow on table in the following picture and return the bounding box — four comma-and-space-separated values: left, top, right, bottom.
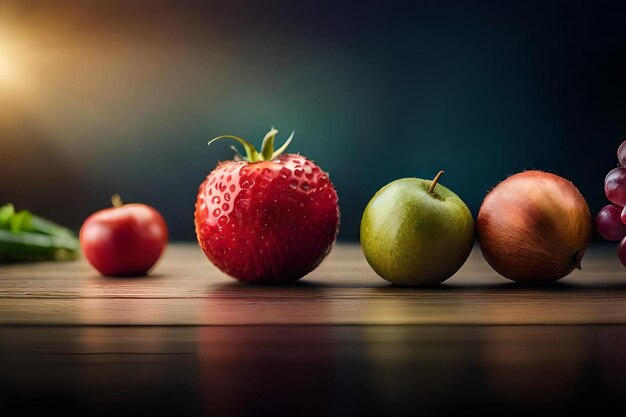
206, 277, 626, 294
374, 281, 626, 292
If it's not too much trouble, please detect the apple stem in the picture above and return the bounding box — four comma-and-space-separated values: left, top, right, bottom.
111, 194, 124, 207
428, 170, 445, 194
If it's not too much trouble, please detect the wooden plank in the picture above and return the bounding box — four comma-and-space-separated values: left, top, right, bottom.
1, 244, 625, 325
2, 289, 626, 325
1, 325, 625, 416
0, 244, 624, 298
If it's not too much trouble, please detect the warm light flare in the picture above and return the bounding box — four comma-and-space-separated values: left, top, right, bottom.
0, 34, 25, 89
0, 40, 18, 84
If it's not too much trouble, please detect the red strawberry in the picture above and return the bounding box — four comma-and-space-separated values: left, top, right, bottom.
194, 128, 339, 283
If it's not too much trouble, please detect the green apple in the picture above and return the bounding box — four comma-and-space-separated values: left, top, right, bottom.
360, 171, 474, 285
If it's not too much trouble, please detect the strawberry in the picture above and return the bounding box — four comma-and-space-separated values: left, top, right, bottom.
194, 128, 339, 283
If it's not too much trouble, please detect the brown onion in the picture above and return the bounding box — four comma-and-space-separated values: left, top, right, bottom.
477, 170, 592, 283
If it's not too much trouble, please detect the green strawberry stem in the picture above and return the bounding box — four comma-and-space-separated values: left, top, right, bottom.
428, 170, 445, 194
208, 128, 294, 163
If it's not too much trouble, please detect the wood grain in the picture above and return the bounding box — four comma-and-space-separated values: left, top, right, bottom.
2, 325, 625, 416
2, 244, 626, 416
1, 244, 625, 325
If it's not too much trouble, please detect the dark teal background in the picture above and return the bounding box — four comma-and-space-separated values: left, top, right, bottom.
1, 0, 625, 240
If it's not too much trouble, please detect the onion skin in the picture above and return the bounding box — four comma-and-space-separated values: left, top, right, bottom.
477, 171, 592, 283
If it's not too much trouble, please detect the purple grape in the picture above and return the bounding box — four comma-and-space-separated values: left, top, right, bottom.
622, 205, 626, 225
618, 140, 626, 166
604, 167, 626, 206
595, 204, 626, 241
619, 237, 626, 267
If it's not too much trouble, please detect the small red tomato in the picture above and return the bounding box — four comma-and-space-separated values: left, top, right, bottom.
80, 195, 168, 276
195, 128, 339, 283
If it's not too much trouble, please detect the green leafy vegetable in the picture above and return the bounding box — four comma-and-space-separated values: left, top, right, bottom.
0, 203, 79, 263
0, 203, 15, 228
9, 210, 32, 233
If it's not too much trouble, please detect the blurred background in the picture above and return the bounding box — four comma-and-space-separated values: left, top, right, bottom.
1, 0, 625, 241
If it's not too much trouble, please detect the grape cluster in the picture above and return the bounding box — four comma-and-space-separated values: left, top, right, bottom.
595, 141, 626, 265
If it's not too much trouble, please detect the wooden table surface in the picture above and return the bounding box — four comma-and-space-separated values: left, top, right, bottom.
2, 243, 626, 416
